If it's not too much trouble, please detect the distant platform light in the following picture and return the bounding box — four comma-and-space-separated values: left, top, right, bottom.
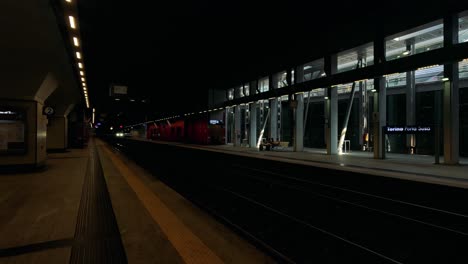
78, 62, 83, 69
81, 77, 85, 82
80, 71, 84, 76
66, 0, 72, 2
73, 37, 79, 47
68, 16, 76, 29
76, 51, 81, 59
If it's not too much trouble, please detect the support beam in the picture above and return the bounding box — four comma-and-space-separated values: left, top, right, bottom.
270, 98, 278, 140
359, 81, 368, 148
256, 108, 270, 148
373, 76, 386, 159
234, 105, 241, 146
249, 103, 257, 148
405, 39, 416, 154
326, 88, 338, 154
294, 93, 304, 152
224, 108, 229, 144
442, 13, 460, 165
325, 54, 338, 155
338, 82, 357, 154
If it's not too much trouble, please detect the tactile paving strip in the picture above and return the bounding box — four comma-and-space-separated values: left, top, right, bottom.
69, 146, 127, 264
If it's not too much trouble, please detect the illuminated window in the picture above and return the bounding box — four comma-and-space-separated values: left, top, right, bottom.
385, 20, 443, 61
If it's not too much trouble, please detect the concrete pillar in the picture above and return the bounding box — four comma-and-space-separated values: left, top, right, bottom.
270, 98, 278, 140
442, 14, 460, 165
249, 103, 257, 148
0, 100, 47, 167
234, 105, 241, 146
294, 93, 304, 152
325, 54, 338, 154
47, 116, 68, 150
373, 76, 387, 159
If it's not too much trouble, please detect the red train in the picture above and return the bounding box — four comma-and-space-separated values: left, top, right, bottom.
146, 115, 225, 145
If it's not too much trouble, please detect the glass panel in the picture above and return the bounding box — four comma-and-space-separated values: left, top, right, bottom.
227, 88, 234, 100
386, 73, 407, 88
299, 59, 324, 82
244, 84, 250, 96
336, 83, 354, 94
304, 88, 325, 98
460, 59, 468, 79
273, 71, 287, 88
337, 43, 374, 73
415, 65, 444, 84
459, 13, 468, 44
259, 77, 269, 93
236, 86, 243, 98
386, 20, 443, 61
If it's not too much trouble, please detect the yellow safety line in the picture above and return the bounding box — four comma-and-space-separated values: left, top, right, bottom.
101, 143, 224, 264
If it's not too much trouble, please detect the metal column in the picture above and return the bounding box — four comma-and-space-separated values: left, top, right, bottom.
373, 76, 386, 159
326, 88, 338, 154
270, 98, 278, 141
249, 103, 257, 149
295, 93, 304, 152
325, 54, 338, 155
405, 39, 416, 154
234, 105, 241, 146
443, 14, 460, 164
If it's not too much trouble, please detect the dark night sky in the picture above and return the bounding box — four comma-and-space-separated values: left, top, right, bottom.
77, 0, 468, 122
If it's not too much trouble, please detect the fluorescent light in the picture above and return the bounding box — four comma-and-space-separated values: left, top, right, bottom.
66, 0, 72, 3
78, 62, 83, 69
115, 98, 120, 101
80, 71, 84, 76
68, 16, 76, 29
393, 37, 400, 41
73, 37, 79, 47
441, 77, 449, 82
321, 72, 326, 77
76, 51, 81, 59
402, 50, 410, 55
81, 77, 85, 82
324, 96, 329, 100
371, 89, 377, 92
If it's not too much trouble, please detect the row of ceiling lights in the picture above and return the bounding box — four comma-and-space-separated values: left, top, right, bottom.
65, 0, 89, 108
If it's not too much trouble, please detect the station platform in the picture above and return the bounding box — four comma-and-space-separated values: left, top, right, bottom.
0, 138, 274, 264
134, 138, 468, 189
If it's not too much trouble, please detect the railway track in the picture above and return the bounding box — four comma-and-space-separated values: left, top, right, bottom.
108, 138, 468, 263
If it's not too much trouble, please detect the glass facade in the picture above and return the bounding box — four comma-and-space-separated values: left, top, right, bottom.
297, 59, 325, 82
337, 43, 374, 73
219, 10, 467, 157
459, 13, 468, 44
227, 88, 234, 100
385, 20, 443, 61
460, 59, 468, 79
244, 83, 250, 96
272, 71, 287, 89
258, 77, 269, 93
